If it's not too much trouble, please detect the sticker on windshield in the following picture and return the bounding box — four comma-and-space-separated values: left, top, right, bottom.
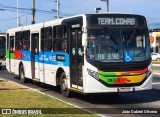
136, 36, 143, 47
72, 48, 76, 56
98, 54, 105, 60
78, 48, 82, 56
107, 53, 119, 60
124, 52, 132, 62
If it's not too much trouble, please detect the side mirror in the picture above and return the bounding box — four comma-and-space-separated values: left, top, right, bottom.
82, 33, 87, 47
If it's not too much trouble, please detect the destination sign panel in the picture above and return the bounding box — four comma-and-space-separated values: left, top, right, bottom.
88, 15, 144, 26
98, 18, 136, 25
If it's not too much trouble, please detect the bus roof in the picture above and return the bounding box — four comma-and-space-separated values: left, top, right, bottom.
6, 12, 145, 32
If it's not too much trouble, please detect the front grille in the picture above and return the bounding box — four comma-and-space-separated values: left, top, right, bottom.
99, 65, 146, 72
87, 58, 151, 72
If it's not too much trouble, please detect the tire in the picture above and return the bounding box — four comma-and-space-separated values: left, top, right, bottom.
156, 58, 160, 61
60, 72, 73, 97
0, 66, 2, 70
19, 65, 27, 83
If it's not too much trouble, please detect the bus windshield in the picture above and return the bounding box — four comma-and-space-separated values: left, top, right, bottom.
0, 36, 6, 56
87, 27, 151, 62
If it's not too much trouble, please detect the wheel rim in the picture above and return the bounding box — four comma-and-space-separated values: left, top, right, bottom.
61, 79, 67, 91
62, 80, 66, 91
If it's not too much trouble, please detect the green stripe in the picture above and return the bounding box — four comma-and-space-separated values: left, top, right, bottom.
99, 75, 119, 84
6, 50, 14, 59
99, 71, 117, 76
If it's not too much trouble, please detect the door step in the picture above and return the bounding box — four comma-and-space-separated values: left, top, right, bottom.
70, 87, 83, 93
32, 78, 40, 82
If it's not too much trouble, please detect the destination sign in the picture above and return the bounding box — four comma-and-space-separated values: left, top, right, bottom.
98, 18, 136, 25
88, 15, 143, 26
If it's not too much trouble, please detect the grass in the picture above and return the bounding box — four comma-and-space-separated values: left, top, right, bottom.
0, 79, 99, 117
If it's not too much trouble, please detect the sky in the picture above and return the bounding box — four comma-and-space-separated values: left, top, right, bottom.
0, 0, 160, 32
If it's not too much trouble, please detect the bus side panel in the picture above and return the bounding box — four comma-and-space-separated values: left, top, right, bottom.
23, 61, 32, 79
14, 50, 26, 75
35, 54, 40, 79
38, 53, 57, 85
39, 62, 45, 83
21, 51, 32, 79
39, 52, 70, 86
10, 53, 15, 73
6, 50, 10, 72
14, 59, 20, 75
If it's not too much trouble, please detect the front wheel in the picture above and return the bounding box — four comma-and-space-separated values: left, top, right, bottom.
19, 65, 27, 83
60, 72, 73, 97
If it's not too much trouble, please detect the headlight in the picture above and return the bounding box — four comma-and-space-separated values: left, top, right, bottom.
87, 69, 99, 80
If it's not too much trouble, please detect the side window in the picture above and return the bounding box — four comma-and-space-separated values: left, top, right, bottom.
10, 36, 14, 52
53, 25, 67, 52
0, 36, 6, 55
23, 30, 30, 51
15, 32, 22, 50
41, 27, 52, 51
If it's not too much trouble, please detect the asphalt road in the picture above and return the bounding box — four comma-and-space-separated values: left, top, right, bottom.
0, 67, 160, 117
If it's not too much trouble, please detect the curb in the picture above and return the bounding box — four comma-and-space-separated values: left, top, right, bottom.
153, 73, 160, 75
152, 64, 160, 74
152, 64, 160, 67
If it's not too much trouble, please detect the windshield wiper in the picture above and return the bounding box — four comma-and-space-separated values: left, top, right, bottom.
102, 27, 118, 45
127, 26, 137, 44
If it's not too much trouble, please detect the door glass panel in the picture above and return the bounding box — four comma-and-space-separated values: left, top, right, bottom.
70, 31, 77, 85
71, 31, 76, 56
31, 33, 39, 78
70, 29, 83, 87
10, 36, 14, 53
77, 30, 83, 86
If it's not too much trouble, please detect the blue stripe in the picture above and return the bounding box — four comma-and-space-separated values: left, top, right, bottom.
21, 51, 70, 67
21, 51, 31, 61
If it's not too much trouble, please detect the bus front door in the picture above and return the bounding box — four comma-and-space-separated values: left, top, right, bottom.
31, 33, 40, 80
70, 29, 83, 90
8, 36, 15, 73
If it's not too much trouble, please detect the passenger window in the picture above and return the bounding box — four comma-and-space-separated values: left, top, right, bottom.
15, 32, 22, 50
53, 25, 67, 52
23, 30, 30, 51
41, 27, 52, 51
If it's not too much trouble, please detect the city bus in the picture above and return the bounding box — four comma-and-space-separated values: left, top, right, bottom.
0, 33, 6, 70
6, 13, 152, 97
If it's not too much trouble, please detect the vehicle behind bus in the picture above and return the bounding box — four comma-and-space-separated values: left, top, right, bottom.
0, 34, 6, 70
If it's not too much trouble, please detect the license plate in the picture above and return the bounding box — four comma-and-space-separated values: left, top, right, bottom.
119, 87, 133, 92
